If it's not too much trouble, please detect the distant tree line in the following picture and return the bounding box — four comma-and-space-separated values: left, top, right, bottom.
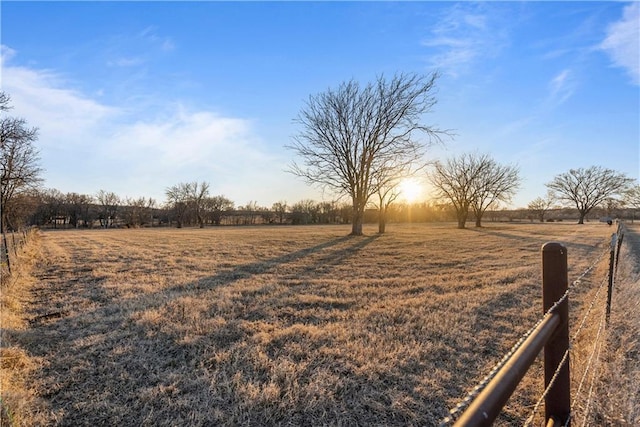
12, 184, 637, 231
17, 186, 356, 229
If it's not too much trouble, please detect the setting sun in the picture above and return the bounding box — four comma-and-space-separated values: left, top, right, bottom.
399, 178, 423, 203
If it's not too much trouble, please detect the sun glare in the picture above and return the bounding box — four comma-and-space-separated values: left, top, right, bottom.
399, 178, 422, 203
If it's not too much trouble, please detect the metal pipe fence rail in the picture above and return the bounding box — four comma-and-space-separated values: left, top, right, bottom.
0, 227, 35, 277
441, 223, 625, 427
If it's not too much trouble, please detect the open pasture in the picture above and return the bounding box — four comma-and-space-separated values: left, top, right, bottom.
9, 222, 615, 426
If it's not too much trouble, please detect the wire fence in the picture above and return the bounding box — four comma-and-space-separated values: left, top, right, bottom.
441, 222, 625, 426
0, 227, 35, 278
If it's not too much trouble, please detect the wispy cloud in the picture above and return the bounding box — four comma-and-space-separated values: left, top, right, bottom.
599, 2, 640, 85
422, 3, 511, 77
2, 45, 117, 143
548, 68, 577, 105
139, 26, 175, 52
103, 26, 175, 69
107, 57, 145, 67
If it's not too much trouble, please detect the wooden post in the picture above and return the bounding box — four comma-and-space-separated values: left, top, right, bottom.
542, 242, 570, 426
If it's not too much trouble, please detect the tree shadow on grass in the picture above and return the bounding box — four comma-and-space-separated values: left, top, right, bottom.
12, 233, 418, 426
467, 226, 607, 255
175, 233, 380, 292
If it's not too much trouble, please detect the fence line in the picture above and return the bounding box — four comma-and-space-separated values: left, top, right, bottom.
574, 302, 607, 427
0, 227, 35, 277
440, 246, 608, 425
441, 222, 625, 426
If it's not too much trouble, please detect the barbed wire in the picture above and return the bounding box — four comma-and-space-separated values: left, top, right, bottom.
575, 303, 607, 427
522, 348, 570, 427
439, 241, 609, 427
571, 275, 608, 345
523, 251, 612, 426
438, 318, 544, 425
440, 244, 609, 426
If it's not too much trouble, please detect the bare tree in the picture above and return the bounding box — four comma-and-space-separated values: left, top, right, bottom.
1, 92, 43, 231
374, 182, 400, 234
272, 201, 288, 224
66, 192, 94, 228
470, 156, 521, 227
187, 181, 210, 228
429, 154, 485, 229
289, 73, 445, 235
165, 183, 191, 228
164, 181, 210, 227
124, 197, 156, 228
528, 192, 555, 222
428, 153, 520, 228
546, 166, 633, 224
0, 92, 11, 112
317, 201, 340, 224
96, 190, 121, 228
242, 200, 259, 225
290, 199, 319, 225
204, 195, 234, 225
624, 183, 640, 222
32, 188, 63, 227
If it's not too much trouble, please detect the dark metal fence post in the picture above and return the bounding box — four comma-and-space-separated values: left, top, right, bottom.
542, 242, 570, 426
606, 233, 617, 324
2, 233, 11, 274
614, 232, 624, 274
11, 232, 18, 257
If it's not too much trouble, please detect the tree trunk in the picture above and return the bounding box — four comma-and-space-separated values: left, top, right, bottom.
351, 217, 363, 235
378, 208, 386, 234
577, 209, 586, 224
456, 210, 468, 229
475, 217, 482, 227
351, 206, 364, 235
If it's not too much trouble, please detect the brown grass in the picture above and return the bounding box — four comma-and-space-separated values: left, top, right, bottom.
589, 224, 640, 426
1, 222, 626, 426
1, 230, 41, 427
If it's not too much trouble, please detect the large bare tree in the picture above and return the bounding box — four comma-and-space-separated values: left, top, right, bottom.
429, 153, 520, 229
288, 73, 444, 235
429, 154, 482, 229
546, 166, 633, 224
469, 156, 520, 227
1, 92, 43, 231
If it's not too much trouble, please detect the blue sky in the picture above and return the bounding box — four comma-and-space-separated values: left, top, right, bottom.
1, 1, 638, 209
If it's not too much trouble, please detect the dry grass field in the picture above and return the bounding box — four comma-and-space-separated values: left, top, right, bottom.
1, 222, 634, 426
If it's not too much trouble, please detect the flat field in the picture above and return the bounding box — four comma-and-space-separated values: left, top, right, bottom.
5, 222, 616, 426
